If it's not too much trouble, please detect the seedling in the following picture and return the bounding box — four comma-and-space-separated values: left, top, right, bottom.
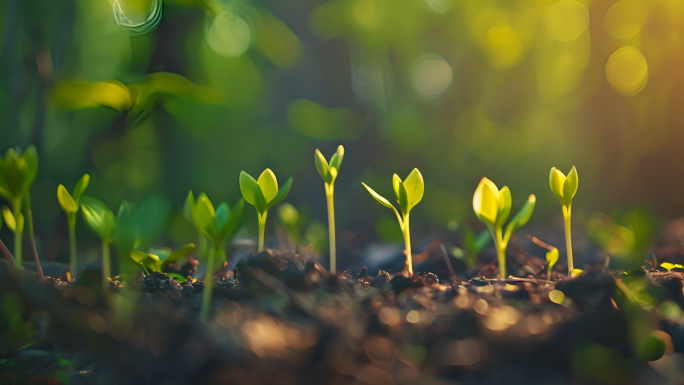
0, 145, 40, 275
314, 145, 344, 273
57, 174, 90, 281
239, 169, 293, 252
659, 263, 684, 272
472, 177, 536, 278
528, 235, 559, 280
549, 167, 578, 276
362, 169, 424, 275
80, 196, 116, 287
185, 192, 244, 321
130, 244, 196, 274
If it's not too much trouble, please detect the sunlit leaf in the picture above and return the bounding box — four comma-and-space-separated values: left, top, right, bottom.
80, 197, 116, 241
72, 174, 90, 203
2, 206, 16, 232
166, 273, 187, 283
398, 181, 409, 215
362, 183, 398, 214
266, 177, 292, 209
562, 166, 578, 206
240, 171, 267, 213
160, 243, 196, 270
257, 168, 279, 203
505, 194, 536, 237
50, 80, 132, 111
402, 168, 424, 209
547, 248, 559, 270
495, 186, 512, 228
549, 167, 566, 205
329, 145, 344, 172
473, 177, 499, 227
57, 185, 78, 213
314, 149, 331, 183
392, 174, 402, 201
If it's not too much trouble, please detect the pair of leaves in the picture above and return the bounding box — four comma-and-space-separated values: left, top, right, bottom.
1, 206, 23, 233
0, 145, 38, 204
185, 192, 244, 243
314, 145, 344, 185
131, 243, 196, 274
550, 166, 578, 207
239, 169, 293, 214
57, 174, 90, 214
362, 168, 424, 221
660, 263, 684, 272
473, 177, 536, 240
80, 196, 116, 242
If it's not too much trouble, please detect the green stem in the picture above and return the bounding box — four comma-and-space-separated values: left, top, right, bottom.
12, 201, 22, 271
201, 246, 217, 322
24, 193, 42, 278
257, 211, 267, 252
402, 213, 412, 275
325, 185, 336, 274
495, 226, 506, 278
102, 240, 111, 288
68, 215, 77, 281
563, 205, 574, 276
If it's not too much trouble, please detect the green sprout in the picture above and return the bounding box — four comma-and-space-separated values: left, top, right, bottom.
80, 196, 116, 287
130, 244, 196, 275
472, 177, 536, 278
549, 166, 579, 276
185, 193, 244, 321
0, 145, 40, 275
314, 145, 344, 273
239, 169, 293, 252
57, 174, 90, 281
528, 235, 559, 280
362, 169, 424, 275
660, 263, 684, 272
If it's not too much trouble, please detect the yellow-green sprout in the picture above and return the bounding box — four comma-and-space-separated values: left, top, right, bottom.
57, 174, 90, 281
314, 145, 344, 273
362, 169, 424, 275
240, 169, 293, 252
549, 167, 579, 276
473, 177, 536, 278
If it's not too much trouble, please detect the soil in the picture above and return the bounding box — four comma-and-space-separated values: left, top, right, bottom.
1, 250, 683, 385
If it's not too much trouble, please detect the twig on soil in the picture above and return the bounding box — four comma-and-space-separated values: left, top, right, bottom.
0, 239, 16, 264
440, 244, 456, 279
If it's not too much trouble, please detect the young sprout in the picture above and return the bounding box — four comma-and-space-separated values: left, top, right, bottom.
660, 263, 684, 272
130, 244, 196, 275
314, 145, 344, 273
80, 196, 116, 287
239, 169, 293, 252
0, 145, 40, 275
549, 167, 579, 276
472, 178, 536, 278
57, 174, 90, 281
362, 169, 424, 275
186, 193, 244, 321
528, 235, 559, 280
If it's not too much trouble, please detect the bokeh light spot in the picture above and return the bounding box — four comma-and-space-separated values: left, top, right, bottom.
604, 0, 648, 40
406, 309, 420, 323
544, 0, 589, 42
206, 11, 251, 57
605, 46, 648, 95
411, 54, 453, 99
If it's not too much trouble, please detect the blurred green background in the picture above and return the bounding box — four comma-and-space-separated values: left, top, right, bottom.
0, 0, 681, 264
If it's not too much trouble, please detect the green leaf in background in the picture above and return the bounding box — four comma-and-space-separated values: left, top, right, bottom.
192, 194, 217, 239
72, 174, 90, 203
2, 206, 17, 232
115, 202, 138, 256
160, 243, 196, 270
50, 80, 132, 111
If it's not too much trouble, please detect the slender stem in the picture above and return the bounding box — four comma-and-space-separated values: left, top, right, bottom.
0, 238, 15, 264
496, 226, 506, 278
325, 185, 336, 274
257, 211, 267, 252
201, 245, 217, 322
68, 215, 77, 281
402, 213, 412, 275
102, 240, 111, 288
25, 193, 43, 278
548, 264, 553, 281
12, 201, 22, 271
563, 205, 574, 276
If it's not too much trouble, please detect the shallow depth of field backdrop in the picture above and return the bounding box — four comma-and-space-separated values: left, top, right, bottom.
0, 0, 680, 268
